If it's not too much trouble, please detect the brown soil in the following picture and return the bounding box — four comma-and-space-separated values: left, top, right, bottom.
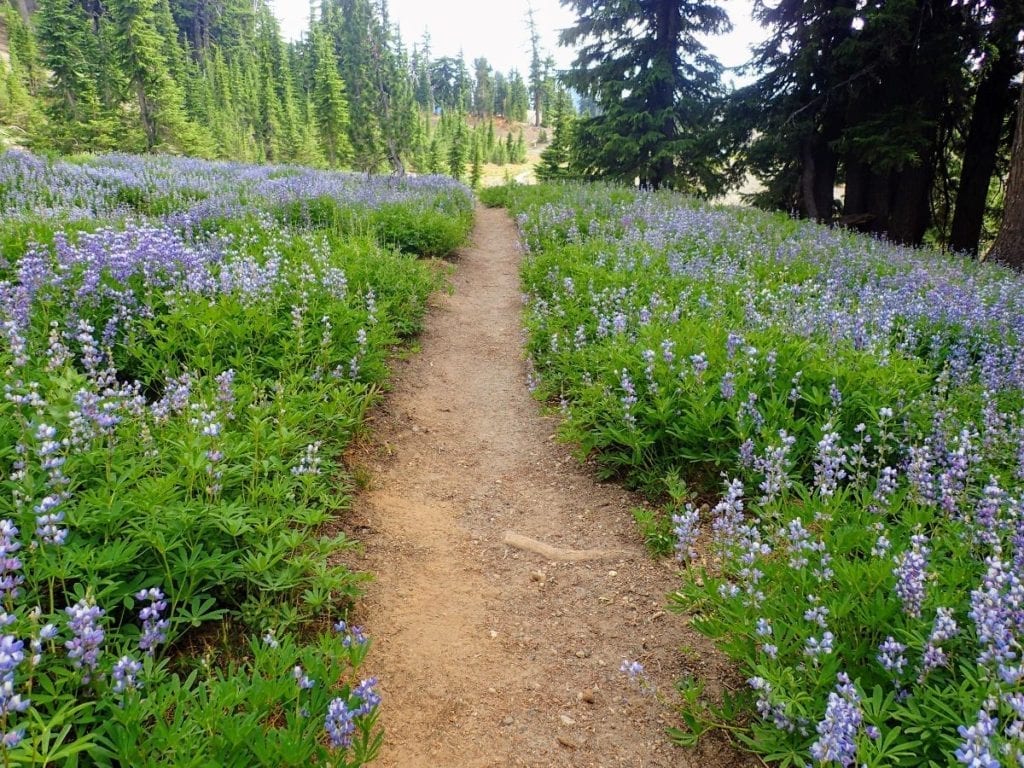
345, 207, 754, 768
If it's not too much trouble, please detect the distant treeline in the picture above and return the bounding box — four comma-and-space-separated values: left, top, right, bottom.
0, 0, 568, 180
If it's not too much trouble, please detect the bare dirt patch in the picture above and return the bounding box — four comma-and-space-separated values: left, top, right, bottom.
345, 207, 754, 767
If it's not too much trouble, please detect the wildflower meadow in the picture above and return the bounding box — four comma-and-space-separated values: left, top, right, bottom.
484, 182, 1024, 767
0, 150, 472, 765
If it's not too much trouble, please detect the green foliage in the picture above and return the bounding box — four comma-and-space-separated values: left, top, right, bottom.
536, 89, 576, 181
560, 0, 730, 192
311, 26, 353, 168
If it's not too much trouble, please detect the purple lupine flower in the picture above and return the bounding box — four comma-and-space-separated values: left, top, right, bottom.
974, 477, 1005, 547
810, 673, 862, 766
872, 467, 898, 512
710, 479, 746, 549
0, 635, 27, 721
33, 493, 68, 547
334, 621, 368, 648
804, 631, 835, 662
619, 370, 638, 427
0, 521, 23, 601
215, 369, 236, 416
969, 556, 1023, 682
291, 442, 323, 477
671, 504, 700, 563
893, 534, 930, 619
0, 729, 24, 749
906, 444, 936, 506
726, 332, 744, 360
325, 697, 356, 749
293, 665, 315, 690
955, 709, 1000, 768
804, 599, 830, 629
353, 677, 381, 716
877, 636, 908, 676
64, 598, 105, 682
135, 588, 169, 656
738, 439, 756, 469
720, 371, 736, 400
814, 424, 846, 499
783, 518, 813, 569
748, 675, 793, 732
690, 352, 708, 377
755, 430, 796, 504
111, 656, 143, 694
920, 607, 957, 679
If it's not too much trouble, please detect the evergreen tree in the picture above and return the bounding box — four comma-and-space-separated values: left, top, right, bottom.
427, 133, 443, 174
470, 134, 483, 188
327, 0, 384, 171
493, 70, 508, 117
949, 0, 1024, 253
106, 0, 201, 152
526, 4, 542, 127
412, 33, 434, 112
310, 24, 352, 167
561, 0, 730, 191
448, 119, 467, 180
473, 57, 494, 118
536, 88, 574, 180
35, 0, 118, 151
506, 69, 529, 123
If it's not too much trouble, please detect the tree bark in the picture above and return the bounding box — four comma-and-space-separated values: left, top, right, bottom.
801, 133, 839, 223
990, 87, 1024, 269
949, 6, 1021, 254
13, 0, 32, 25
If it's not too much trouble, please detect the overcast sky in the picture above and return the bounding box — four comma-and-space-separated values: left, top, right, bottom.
271, 0, 763, 84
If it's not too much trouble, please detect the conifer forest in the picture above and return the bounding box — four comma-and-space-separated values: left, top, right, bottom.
1, 0, 1024, 766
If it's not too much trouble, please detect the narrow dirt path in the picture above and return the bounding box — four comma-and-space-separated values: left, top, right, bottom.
345, 207, 751, 768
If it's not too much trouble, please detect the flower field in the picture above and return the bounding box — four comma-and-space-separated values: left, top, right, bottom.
0, 151, 472, 766
484, 183, 1024, 767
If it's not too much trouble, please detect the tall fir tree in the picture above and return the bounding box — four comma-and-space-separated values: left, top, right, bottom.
106, 0, 201, 152
310, 24, 352, 167
536, 88, 575, 180
526, 4, 543, 127
561, 0, 730, 191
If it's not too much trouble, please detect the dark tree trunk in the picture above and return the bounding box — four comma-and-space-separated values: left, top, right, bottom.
801, 133, 838, 222
990, 87, 1024, 269
888, 162, 936, 246
647, 0, 680, 191
13, 0, 32, 25
950, 9, 1021, 254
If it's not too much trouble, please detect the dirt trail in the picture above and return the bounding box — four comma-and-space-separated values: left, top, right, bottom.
345, 207, 750, 768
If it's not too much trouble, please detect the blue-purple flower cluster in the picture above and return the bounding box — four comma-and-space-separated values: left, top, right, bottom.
0, 150, 471, 233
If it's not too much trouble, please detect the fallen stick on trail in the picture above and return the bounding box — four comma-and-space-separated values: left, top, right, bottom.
502, 531, 634, 562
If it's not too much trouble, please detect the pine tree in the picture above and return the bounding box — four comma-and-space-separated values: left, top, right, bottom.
448, 119, 467, 180
328, 0, 385, 172
310, 25, 353, 167
536, 89, 574, 180
106, 0, 201, 152
561, 0, 729, 191
473, 57, 494, 118
427, 133, 443, 174
506, 69, 529, 123
526, 4, 542, 127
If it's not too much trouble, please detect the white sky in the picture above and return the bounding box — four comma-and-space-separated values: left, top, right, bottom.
271, 0, 763, 83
